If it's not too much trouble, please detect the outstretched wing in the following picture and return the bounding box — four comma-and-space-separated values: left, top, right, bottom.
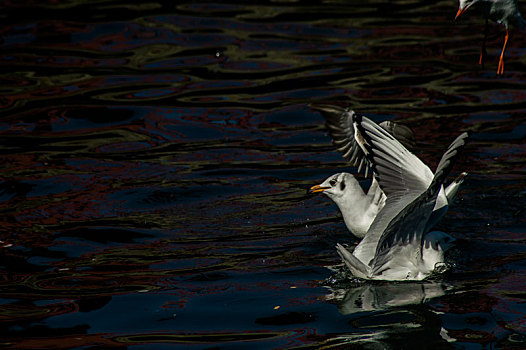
350, 114, 432, 264
310, 104, 415, 176
370, 132, 469, 274
352, 114, 433, 197
378, 120, 415, 151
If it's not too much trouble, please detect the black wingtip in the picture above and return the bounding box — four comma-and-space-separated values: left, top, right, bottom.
350, 112, 368, 153
428, 131, 470, 198
351, 111, 363, 124
350, 112, 376, 174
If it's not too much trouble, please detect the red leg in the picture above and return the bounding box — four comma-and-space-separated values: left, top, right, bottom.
497, 29, 509, 75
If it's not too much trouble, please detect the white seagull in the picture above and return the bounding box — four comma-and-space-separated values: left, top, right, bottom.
309, 104, 466, 238
455, 0, 525, 74
310, 172, 386, 238
336, 115, 469, 281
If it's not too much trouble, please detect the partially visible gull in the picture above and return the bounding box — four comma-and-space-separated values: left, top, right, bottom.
336, 114, 469, 281
309, 104, 466, 238
455, 0, 525, 74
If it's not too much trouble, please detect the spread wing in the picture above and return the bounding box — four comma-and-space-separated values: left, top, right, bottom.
310, 104, 415, 176
350, 114, 468, 270
352, 114, 433, 197
370, 132, 469, 274
350, 114, 432, 264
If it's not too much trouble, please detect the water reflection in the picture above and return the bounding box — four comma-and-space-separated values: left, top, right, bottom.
328, 281, 447, 314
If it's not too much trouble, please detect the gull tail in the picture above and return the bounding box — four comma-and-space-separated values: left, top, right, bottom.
336, 243, 369, 279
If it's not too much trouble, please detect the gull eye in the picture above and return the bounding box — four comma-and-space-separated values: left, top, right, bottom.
329, 179, 337, 186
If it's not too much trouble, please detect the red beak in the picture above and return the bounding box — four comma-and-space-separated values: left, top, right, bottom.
455, 7, 466, 20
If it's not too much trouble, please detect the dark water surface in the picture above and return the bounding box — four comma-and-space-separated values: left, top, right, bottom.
1, 0, 525, 349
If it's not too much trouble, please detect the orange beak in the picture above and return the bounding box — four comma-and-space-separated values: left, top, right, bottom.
309, 184, 330, 194
455, 7, 466, 20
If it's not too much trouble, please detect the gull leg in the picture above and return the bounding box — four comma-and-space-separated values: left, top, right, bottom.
479, 19, 488, 67
497, 29, 509, 75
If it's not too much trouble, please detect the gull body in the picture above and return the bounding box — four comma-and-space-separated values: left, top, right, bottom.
456, 0, 525, 74
310, 105, 466, 239
335, 115, 469, 281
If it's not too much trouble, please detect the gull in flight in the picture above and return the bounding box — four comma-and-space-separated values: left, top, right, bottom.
335, 114, 469, 281
309, 104, 466, 239
455, 0, 525, 74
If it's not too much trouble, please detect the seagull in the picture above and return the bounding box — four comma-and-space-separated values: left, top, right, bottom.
310, 172, 386, 238
335, 115, 469, 281
455, 0, 525, 74
309, 104, 466, 238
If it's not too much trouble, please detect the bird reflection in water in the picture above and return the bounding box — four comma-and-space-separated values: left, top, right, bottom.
326, 281, 447, 314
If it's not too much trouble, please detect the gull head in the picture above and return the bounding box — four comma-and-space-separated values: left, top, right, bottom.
309, 173, 353, 200
456, 0, 479, 19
